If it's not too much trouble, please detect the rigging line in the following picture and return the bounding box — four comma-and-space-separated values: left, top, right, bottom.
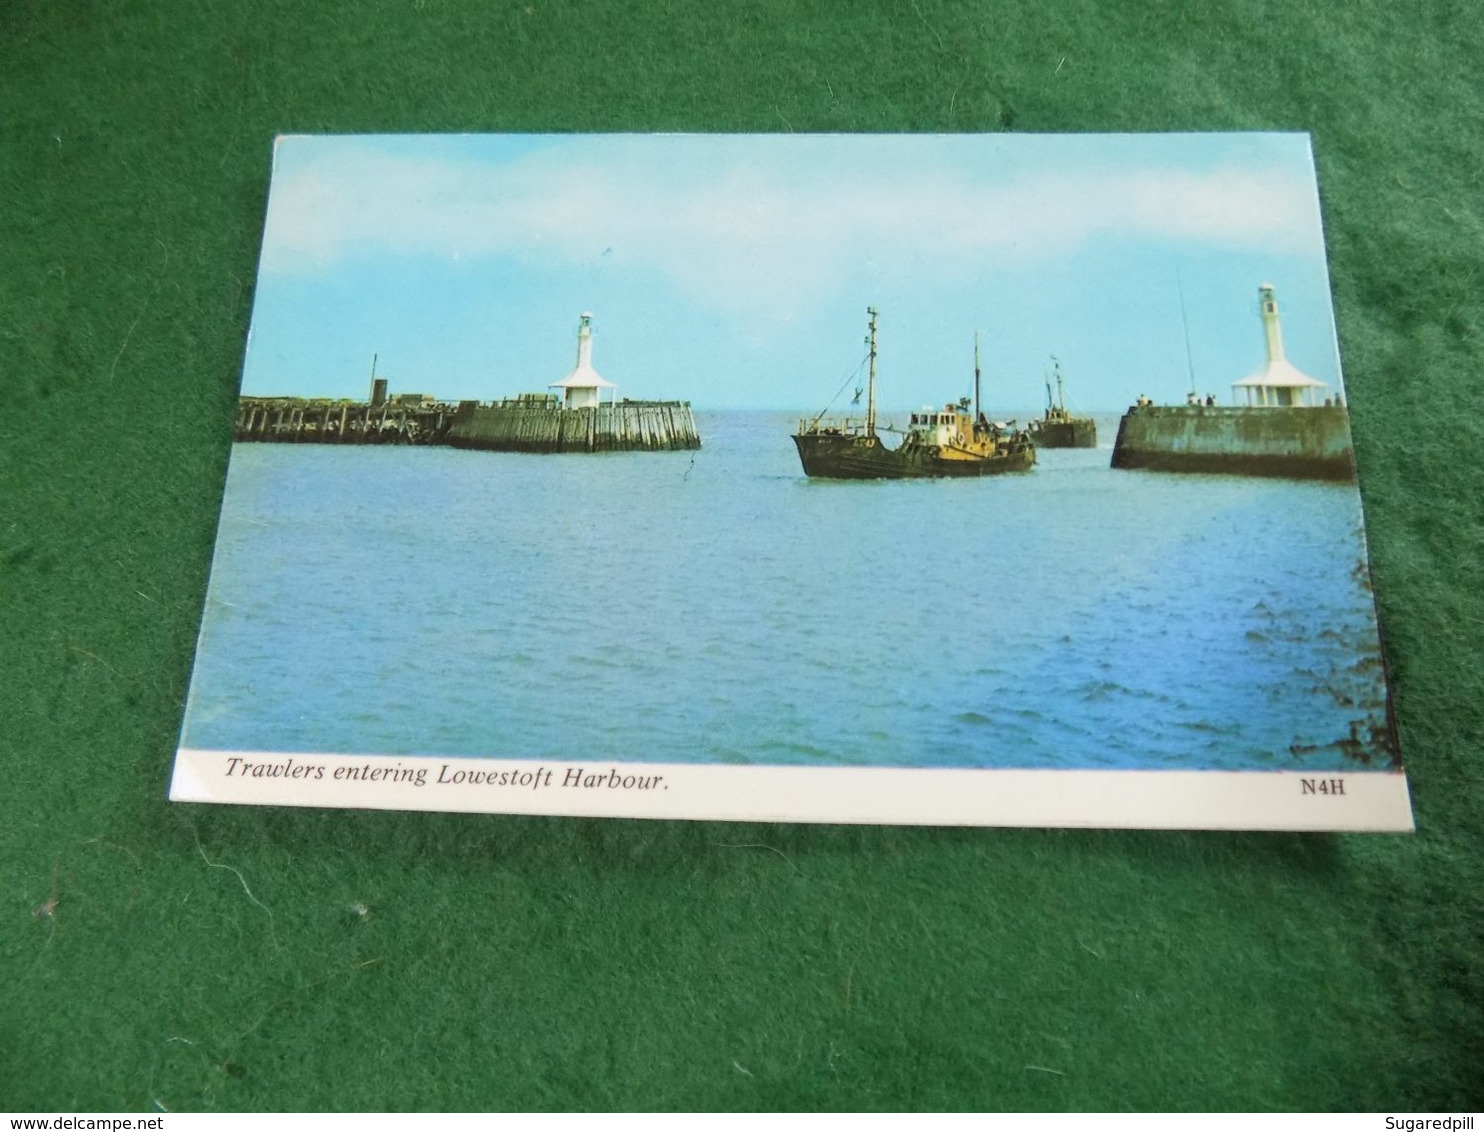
809, 351, 871, 429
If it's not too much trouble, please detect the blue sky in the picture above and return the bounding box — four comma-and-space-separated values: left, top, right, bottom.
241, 133, 1344, 412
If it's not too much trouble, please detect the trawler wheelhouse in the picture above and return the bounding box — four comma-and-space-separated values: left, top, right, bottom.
908, 405, 972, 446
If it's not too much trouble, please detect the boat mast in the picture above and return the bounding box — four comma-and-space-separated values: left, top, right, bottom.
865, 306, 878, 437
974, 331, 982, 421
1054, 356, 1066, 411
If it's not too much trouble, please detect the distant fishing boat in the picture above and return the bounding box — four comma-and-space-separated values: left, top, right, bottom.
1029, 356, 1097, 448
792, 308, 1036, 479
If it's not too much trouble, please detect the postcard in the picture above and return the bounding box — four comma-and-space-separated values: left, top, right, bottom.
170, 133, 1412, 831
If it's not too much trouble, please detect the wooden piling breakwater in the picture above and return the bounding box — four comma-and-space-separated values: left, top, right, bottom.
444, 398, 700, 453
235, 397, 458, 445
234, 395, 700, 453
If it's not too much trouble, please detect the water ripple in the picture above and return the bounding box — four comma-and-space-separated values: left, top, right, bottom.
183, 413, 1394, 771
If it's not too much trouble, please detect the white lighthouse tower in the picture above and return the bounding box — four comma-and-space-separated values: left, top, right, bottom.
1231, 284, 1331, 407
549, 312, 617, 410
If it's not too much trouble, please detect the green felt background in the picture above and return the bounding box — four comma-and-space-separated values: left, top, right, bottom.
3, 0, 1482, 1113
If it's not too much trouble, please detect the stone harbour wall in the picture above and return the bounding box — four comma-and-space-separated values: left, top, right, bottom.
1111, 405, 1355, 481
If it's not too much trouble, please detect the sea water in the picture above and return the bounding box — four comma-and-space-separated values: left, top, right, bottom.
180, 412, 1391, 772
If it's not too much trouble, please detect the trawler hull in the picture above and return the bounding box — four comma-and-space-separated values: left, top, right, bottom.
792, 432, 1036, 479
1030, 417, 1097, 448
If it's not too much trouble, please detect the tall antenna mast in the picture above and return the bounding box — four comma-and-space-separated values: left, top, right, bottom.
865, 306, 878, 437
1176, 268, 1197, 396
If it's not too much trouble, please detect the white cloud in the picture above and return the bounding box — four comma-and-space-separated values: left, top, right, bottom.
260, 139, 1322, 316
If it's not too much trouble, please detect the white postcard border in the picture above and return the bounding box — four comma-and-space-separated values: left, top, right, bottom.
172, 748, 1413, 832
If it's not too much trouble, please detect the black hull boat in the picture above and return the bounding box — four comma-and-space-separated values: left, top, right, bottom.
792, 308, 1036, 481
1028, 357, 1097, 449
792, 428, 1036, 479
1029, 417, 1097, 449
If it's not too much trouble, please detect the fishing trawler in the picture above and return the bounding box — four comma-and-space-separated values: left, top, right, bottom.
792, 308, 1036, 479
1029, 356, 1097, 448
